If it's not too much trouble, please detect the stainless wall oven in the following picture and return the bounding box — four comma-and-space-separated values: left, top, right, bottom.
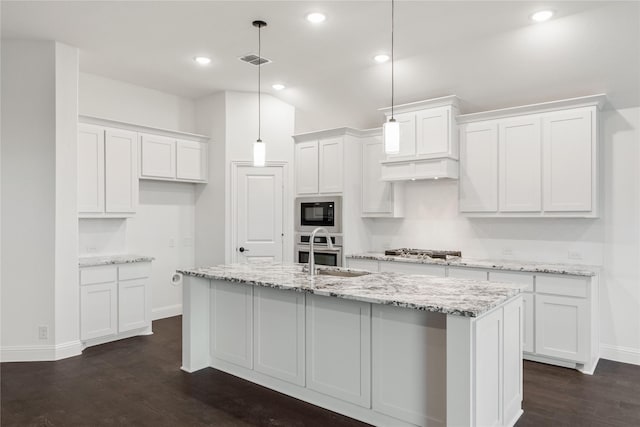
296, 234, 343, 267
295, 196, 342, 234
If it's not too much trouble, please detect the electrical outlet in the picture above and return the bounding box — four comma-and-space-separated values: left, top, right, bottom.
502, 248, 514, 256
568, 251, 583, 260
183, 237, 193, 247
38, 326, 48, 340
87, 246, 97, 254
168, 238, 175, 248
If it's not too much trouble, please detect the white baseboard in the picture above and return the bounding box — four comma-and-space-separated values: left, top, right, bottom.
152, 304, 182, 320
1, 340, 82, 363
600, 344, 640, 366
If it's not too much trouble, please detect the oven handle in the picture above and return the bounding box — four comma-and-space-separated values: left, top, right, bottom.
296, 246, 342, 253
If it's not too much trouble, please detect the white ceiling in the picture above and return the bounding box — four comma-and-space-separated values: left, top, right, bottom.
2, 1, 639, 131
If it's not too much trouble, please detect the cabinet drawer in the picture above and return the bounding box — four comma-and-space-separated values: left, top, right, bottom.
379, 261, 446, 277
347, 259, 380, 272
536, 275, 588, 298
80, 266, 117, 286
489, 271, 534, 292
448, 267, 488, 280
118, 262, 151, 280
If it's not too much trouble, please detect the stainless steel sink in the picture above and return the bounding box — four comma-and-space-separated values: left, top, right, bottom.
316, 269, 371, 278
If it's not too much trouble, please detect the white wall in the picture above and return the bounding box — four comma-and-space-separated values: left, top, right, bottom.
1, 41, 80, 361
78, 73, 198, 319
79, 73, 196, 133
362, 106, 640, 364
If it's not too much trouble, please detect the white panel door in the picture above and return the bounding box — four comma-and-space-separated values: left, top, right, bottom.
80, 283, 117, 340
318, 137, 343, 194
362, 138, 394, 215
295, 141, 319, 194
306, 294, 371, 407
416, 107, 449, 157
176, 140, 207, 181
535, 294, 588, 362
499, 117, 542, 212
253, 287, 305, 386
372, 305, 446, 426
234, 166, 284, 263
459, 122, 498, 212
140, 134, 176, 179
542, 108, 594, 212
118, 279, 150, 333
78, 124, 105, 213
105, 128, 137, 213
386, 112, 416, 158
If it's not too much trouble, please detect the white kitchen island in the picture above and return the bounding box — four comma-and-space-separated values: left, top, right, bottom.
178, 263, 524, 427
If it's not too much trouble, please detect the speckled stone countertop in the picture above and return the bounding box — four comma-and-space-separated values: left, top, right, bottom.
347, 253, 598, 277
177, 263, 524, 318
79, 254, 155, 267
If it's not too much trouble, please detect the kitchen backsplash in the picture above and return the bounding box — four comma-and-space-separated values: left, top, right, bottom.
78, 218, 127, 256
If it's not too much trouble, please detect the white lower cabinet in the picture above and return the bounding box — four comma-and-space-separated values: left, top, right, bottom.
447, 267, 488, 280
346, 258, 380, 272
80, 262, 152, 345
379, 261, 447, 277
535, 294, 588, 362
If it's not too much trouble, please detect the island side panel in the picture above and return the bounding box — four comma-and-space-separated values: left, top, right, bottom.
181, 276, 211, 372
446, 314, 474, 427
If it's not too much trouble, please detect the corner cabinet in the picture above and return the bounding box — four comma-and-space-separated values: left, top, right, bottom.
78, 124, 138, 218
458, 94, 604, 218
378, 96, 460, 181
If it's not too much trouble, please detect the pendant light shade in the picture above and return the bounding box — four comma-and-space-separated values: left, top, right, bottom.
253, 20, 267, 167
384, 118, 400, 154
384, 0, 399, 154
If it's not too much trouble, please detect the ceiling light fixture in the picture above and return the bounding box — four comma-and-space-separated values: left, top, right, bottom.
272, 83, 285, 91
252, 20, 267, 167
531, 10, 554, 22
306, 12, 326, 23
374, 54, 390, 63
193, 56, 211, 65
383, 0, 400, 154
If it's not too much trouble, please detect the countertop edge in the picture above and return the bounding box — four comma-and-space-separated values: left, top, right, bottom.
79, 254, 155, 267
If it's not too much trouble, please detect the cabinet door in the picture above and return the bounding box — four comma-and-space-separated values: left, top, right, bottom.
522, 293, 534, 353
386, 112, 416, 158
362, 138, 395, 215
118, 278, 151, 333
318, 137, 343, 193
105, 128, 137, 213
295, 141, 319, 194
379, 261, 446, 277
80, 282, 117, 340
459, 122, 498, 212
448, 267, 488, 280
140, 134, 176, 179
535, 294, 588, 362
416, 107, 450, 158
346, 258, 380, 272
542, 108, 594, 212
499, 117, 542, 212
78, 124, 105, 213
176, 140, 208, 181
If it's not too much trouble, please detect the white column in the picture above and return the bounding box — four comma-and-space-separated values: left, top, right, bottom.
181, 276, 211, 372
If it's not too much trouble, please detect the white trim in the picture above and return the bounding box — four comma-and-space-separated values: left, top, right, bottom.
1, 340, 82, 362
152, 304, 183, 320
378, 95, 461, 115
79, 115, 210, 141
600, 344, 640, 366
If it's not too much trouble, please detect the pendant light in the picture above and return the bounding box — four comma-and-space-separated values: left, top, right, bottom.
253, 20, 267, 167
383, 0, 400, 154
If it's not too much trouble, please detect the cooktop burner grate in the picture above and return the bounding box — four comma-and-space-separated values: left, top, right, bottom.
384, 248, 462, 260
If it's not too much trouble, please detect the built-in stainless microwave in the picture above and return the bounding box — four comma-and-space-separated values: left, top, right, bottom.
295, 196, 342, 233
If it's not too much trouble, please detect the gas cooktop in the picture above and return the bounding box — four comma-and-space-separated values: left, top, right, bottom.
384, 248, 462, 260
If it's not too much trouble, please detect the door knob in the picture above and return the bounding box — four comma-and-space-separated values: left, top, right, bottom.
239, 247, 249, 253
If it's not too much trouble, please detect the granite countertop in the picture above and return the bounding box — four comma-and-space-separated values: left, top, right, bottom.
347, 253, 598, 277
79, 254, 155, 267
177, 263, 524, 318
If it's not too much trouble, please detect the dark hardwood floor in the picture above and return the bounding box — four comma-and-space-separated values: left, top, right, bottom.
2, 316, 639, 427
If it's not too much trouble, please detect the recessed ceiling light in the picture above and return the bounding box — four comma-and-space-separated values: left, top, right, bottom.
306, 12, 326, 23
272, 83, 285, 91
374, 54, 390, 63
193, 56, 211, 65
531, 10, 554, 22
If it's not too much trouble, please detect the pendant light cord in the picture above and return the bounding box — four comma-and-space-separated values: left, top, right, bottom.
257, 23, 262, 142
391, 0, 395, 120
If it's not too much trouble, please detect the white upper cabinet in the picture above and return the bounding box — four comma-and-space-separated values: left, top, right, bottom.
542, 108, 595, 212
499, 116, 542, 212
140, 133, 176, 179
457, 94, 604, 218
361, 135, 403, 218
459, 122, 498, 212
318, 137, 344, 194
379, 96, 460, 181
78, 124, 137, 217
295, 141, 319, 195
176, 140, 208, 182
